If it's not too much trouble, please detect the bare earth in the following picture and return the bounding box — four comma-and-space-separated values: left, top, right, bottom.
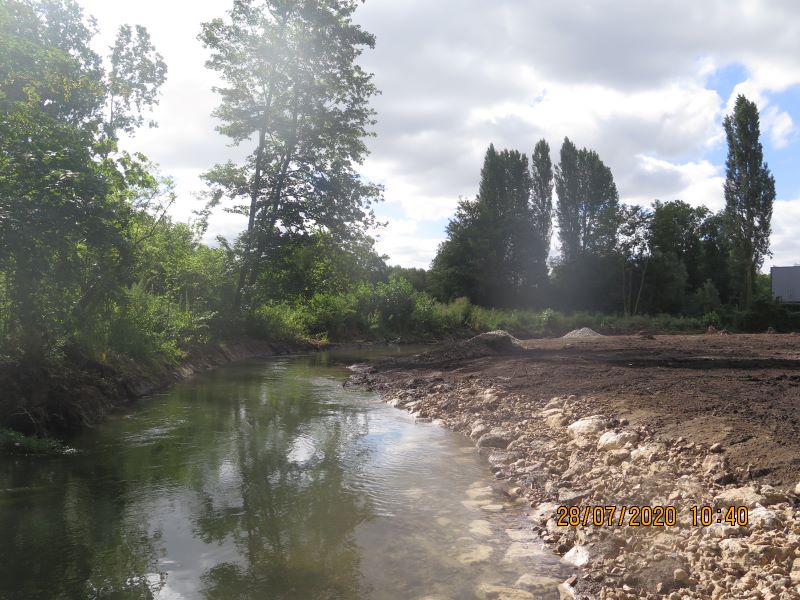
352, 332, 800, 600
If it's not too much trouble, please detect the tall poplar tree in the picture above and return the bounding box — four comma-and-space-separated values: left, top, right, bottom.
723, 95, 775, 309
199, 0, 382, 309
555, 138, 619, 262
529, 139, 553, 289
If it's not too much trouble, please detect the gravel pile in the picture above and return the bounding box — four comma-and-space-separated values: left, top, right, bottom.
563, 327, 604, 338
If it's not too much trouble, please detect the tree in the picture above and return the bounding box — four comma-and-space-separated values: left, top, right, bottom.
105, 24, 167, 143
649, 200, 708, 290
552, 138, 620, 310
430, 144, 546, 306
199, 0, 382, 309
0, 0, 166, 357
723, 95, 775, 309
617, 205, 651, 316
529, 139, 553, 296
555, 138, 619, 262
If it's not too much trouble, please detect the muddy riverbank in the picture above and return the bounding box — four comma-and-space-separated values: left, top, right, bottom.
351, 332, 800, 599
0, 339, 307, 436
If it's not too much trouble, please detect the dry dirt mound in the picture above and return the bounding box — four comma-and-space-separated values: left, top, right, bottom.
562, 327, 604, 338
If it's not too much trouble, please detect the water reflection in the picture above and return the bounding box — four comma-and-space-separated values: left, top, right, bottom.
0, 349, 568, 600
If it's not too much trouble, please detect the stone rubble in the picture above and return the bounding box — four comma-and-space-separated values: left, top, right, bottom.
361, 369, 800, 600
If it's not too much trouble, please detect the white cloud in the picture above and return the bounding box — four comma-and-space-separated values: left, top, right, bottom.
75, 0, 800, 270
767, 200, 800, 269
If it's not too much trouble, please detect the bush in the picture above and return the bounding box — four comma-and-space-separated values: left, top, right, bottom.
108, 284, 212, 365
248, 302, 310, 344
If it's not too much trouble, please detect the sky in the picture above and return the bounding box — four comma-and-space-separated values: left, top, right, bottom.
78, 0, 800, 270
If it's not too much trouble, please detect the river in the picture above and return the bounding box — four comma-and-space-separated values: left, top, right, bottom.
0, 348, 570, 599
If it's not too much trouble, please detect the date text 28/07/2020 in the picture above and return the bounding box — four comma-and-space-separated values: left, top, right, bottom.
555, 505, 749, 528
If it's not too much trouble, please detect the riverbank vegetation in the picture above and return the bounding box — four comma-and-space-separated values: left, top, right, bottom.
1, 0, 796, 437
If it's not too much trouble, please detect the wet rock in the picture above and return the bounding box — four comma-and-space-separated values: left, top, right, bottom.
476, 583, 535, 600
505, 528, 537, 541
504, 541, 546, 561
529, 502, 559, 524
477, 431, 513, 449
557, 581, 576, 599
466, 486, 493, 499
713, 486, 767, 508
597, 430, 639, 451
481, 504, 506, 513
459, 545, 493, 564
513, 574, 562, 591
469, 519, 493, 537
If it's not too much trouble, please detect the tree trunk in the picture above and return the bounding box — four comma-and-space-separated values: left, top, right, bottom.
234, 129, 267, 310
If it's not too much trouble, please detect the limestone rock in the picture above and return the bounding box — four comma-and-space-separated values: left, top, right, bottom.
605, 449, 630, 465
529, 502, 559, 524
713, 486, 766, 508
471, 423, 491, 440
759, 485, 789, 506
706, 522, 745, 538
749, 504, 781, 530
597, 430, 639, 451
566, 415, 607, 440
561, 544, 591, 567
558, 488, 591, 506
790, 557, 800, 583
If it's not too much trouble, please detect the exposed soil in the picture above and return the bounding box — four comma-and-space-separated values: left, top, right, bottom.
354, 332, 800, 599
374, 333, 800, 487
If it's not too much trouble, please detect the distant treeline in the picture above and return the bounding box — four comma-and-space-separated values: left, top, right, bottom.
425, 95, 782, 329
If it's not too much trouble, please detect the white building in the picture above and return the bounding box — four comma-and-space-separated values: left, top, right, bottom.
771, 266, 800, 303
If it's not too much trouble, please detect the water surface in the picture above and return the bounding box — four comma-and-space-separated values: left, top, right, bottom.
0, 348, 569, 599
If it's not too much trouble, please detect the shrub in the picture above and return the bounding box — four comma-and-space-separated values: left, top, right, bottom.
248, 302, 309, 344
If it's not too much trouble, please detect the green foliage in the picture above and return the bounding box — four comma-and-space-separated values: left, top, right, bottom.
248, 302, 310, 344
430, 142, 552, 307
198, 0, 382, 308
108, 283, 212, 365
0, 427, 64, 455
724, 95, 775, 309
555, 137, 620, 262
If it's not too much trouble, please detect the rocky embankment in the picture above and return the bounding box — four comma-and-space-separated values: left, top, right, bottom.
354, 332, 800, 600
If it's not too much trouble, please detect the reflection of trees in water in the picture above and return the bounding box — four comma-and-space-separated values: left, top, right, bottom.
196, 361, 375, 599
0, 358, 374, 599
0, 463, 166, 598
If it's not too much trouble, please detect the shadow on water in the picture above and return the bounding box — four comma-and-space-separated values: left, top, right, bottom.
0, 347, 569, 599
